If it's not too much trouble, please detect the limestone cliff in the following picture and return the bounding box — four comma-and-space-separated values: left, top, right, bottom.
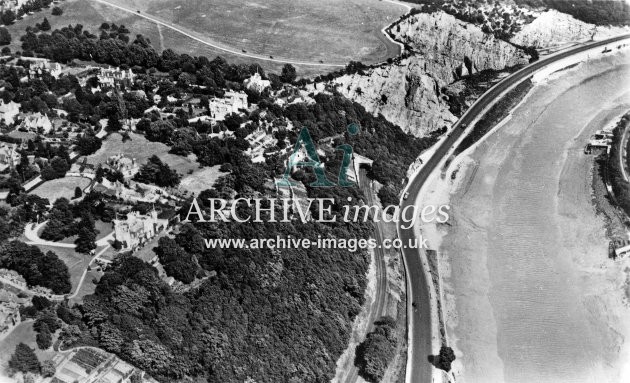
331, 11, 530, 137
333, 59, 457, 136
392, 12, 530, 84
511, 10, 630, 49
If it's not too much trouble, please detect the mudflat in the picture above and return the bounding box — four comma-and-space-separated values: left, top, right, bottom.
441, 52, 630, 383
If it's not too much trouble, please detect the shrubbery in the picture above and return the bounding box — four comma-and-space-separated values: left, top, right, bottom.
355, 317, 398, 382
429, 345, 456, 371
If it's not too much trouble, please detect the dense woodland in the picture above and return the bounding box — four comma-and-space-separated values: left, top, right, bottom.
75, 210, 372, 382
0, 240, 71, 294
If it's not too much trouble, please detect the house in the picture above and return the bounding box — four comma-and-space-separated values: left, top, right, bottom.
0, 101, 20, 125
113, 209, 169, 250
0, 142, 21, 171
20, 112, 53, 134
0, 0, 28, 13
244, 72, 271, 93
53, 108, 68, 118
245, 128, 277, 163
208, 91, 248, 121
107, 154, 139, 179
188, 115, 213, 124
0, 290, 20, 336
98, 67, 135, 87
0, 269, 27, 289
25, 59, 63, 79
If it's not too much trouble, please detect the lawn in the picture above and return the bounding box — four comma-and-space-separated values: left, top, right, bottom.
30, 176, 92, 203
68, 269, 99, 305
87, 132, 199, 176
179, 165, 226, 195
0, 321, 56, 377
106, 0, 406, 65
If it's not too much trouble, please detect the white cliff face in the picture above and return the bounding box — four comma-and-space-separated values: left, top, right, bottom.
511, 10, 630, 48
333, 58, 457, 137
392, 12, 530, 84
331, 11, 529, 137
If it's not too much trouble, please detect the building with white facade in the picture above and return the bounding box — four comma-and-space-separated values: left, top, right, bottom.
98, 67, 136, 88
0, 142, 21, 171
209, 91, 248, 121
0, 101, 19, 125
20, 112, 52, 134
244, 72, 271, 93
107, 154, 139, 179
113, 209, 169, 250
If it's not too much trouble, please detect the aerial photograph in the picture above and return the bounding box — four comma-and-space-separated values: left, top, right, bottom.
0, 0, 628, 382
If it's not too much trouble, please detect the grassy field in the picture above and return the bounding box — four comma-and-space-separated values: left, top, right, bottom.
179, 165, 225, 195
3, 0, 406, 76
108, 0, 405, 65
87, 132, 199, 176
30, 176, 92, 202
0, 321, 57, 376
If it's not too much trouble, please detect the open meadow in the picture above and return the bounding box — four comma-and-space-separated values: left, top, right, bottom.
0, 321, 57, 377
179, 165, 225, 195
30, 176, 92, 202
107, 0, 405, 65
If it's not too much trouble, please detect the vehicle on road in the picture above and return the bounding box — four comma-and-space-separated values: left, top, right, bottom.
460, 123, 468, 130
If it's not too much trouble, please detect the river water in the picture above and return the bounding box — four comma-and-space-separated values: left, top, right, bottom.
441, 52, 630, 383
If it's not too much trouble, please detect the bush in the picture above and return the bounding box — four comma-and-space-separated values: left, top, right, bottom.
0, 27, 11, 46
429, 345, 456, 372
41, 360, 56, 377
51, 6, 63, 16
8, 343, 41, 374
355, 317, 398, 382
378, 186, 399, 207
36, 323, 52, 350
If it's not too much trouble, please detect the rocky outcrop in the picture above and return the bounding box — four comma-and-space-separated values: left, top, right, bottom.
511, 10, 630, 49
392, 12, 530, 84
333, 59, 457, 136
331, 11, 530, 137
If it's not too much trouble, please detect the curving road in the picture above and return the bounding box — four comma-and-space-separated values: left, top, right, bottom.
397, 33, 630, 383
